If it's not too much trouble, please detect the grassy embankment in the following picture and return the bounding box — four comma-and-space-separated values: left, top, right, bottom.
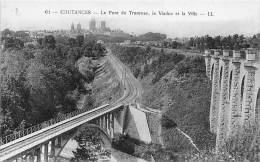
110, 44, 216, 161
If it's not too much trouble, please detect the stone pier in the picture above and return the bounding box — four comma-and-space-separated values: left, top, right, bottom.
242, 62, 256, 128
228, 51, 241, 137
209, 50, 220, 134
216, 51, 230, 149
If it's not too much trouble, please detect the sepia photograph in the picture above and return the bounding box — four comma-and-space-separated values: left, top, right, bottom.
0, 0, 260, 161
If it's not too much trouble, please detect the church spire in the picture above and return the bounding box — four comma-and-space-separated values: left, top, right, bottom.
71, 23, 74, 30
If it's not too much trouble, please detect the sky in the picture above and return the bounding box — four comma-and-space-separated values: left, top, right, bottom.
0, 0, 260, 37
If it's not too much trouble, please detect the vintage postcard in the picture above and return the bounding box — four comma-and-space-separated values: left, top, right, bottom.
0, 0, 260, 161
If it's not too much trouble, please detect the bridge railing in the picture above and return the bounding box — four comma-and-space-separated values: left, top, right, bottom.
0, 104, 109, 146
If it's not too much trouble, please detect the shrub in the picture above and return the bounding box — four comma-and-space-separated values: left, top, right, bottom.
112, 134, 136, 155
223, 125, 260, 161
161, 115, 177, 129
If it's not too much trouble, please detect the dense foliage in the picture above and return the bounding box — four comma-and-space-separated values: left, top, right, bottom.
223, 126, 260, 161
110, 45, 185, 83
1, 29, 33, 45
134, 32, 167, 42
164, 57, 215, 149
186, 34, 260, 51
110, 44, 214, 155
71, 126, 111, 162
112, 134, 137, 155
161, 115, 177, 129
146, 34, 260, 51
112, 134, 193, 161
0, 32, 105, 137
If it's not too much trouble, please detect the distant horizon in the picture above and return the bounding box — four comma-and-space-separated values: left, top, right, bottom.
2, 23, 259, 39
1, 0, 260, 38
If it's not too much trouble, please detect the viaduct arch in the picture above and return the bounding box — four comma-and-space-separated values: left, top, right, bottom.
53, 123, 112, 161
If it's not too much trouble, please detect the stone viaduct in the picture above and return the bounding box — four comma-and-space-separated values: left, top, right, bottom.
204, 48, 260, 150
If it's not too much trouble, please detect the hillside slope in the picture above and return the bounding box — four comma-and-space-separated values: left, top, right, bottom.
110, 44, 215, 152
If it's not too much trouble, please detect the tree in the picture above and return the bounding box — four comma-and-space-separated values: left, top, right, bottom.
82, 41, 95, 57
137, 32, 167, 41
161, 115, 177, 129
0, 33, 104, 138
0, 74, 31, 136
71, 126, 110, 162
77, 57, 96, 83
37, 38, 44, 46
4, 37, 24, 49
188, 37, 195, 48
14, 31, 29, 38
92, 43, 105, 58
205, 35, 214, 49
145, 45, 151, 53
1, 28, 13, 38
214, 36, 221, 49
44, 35, 56, 49
112, 134, 136, 155
76, 35, 84, 47
68, 38, 76, 47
